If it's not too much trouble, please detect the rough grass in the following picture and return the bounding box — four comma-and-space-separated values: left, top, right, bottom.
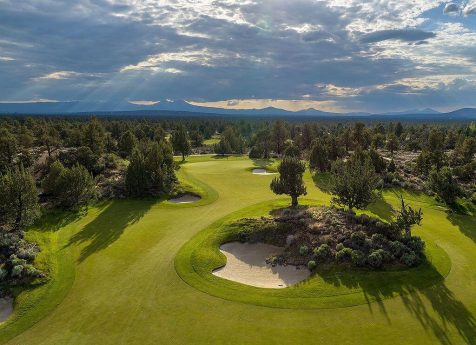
0, 156, 475, 345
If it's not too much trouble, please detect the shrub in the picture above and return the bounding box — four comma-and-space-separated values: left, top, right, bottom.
351, 250, 366, 267
389, 241, 407, 258
400, 251, 420, 267
307, 260, 317, 271
299, 245, 309, 256
371, 233, 386, 248
313, 244, 332, 262
367, 251, 383, 268
351, 231, 366, 247
0, 268, 7, 281
336, 248, 352, 262
404, 236, 425, 255
11, 265, 24, 277
336, 243, 345, 252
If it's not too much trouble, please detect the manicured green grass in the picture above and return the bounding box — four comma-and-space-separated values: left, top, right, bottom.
203, 134, 221, 146
1, 156, 475, 345
175, 199, 451, 309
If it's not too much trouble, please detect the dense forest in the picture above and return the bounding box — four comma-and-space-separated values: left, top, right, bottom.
0, 115, 475, 286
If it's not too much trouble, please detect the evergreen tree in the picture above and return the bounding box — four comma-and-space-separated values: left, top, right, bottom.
270, 157, 307, 206
57, 164, 96, 208
126, 148, 148, 196
395, 122, 404, 138
330, 155, 379, 210
429, 167, 461, 205
0, 165, 39, 229
393, 197, 423, 238
214, 138, 232, 156
309, 141, 330, 172
386, 133, 399, 156
171, 125, 191, 161
283, 144, 300, 158
82, 117, 106, 154
0, 128, 17, 170
272, 121, 287, 155
118, 130, 138, 158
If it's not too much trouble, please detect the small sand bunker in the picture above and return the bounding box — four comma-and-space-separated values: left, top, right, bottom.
169, 193, 201, 204
0, 297, 13, 323
252, 168, 276, 175
213, 242, 310, 289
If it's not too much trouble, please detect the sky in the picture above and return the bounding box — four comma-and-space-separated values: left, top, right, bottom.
1, 0, 476, 113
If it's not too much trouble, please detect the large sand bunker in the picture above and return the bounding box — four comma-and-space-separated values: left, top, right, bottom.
212, 242, 310, 288
0, 297, 13, 323
169, 193, 201, 203
252, 168, 276, 175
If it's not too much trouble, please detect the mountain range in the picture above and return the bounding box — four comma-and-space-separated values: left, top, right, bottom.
0, 100, 475, 119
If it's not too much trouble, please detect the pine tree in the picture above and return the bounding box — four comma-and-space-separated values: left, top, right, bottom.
126, 148, 148, 196
0, 165, 39, 230
309, 141, 330, 172
118, 130, 138, 158
171, 125, 191, 161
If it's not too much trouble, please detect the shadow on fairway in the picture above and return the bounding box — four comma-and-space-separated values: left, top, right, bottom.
35, 209, 87, 233
320, 264, 475, 345
66, 200, 154, 262
367, 196, 394, 222
447, 211, 476, 244
401, 283, 476, 345
312, 172, 332, 193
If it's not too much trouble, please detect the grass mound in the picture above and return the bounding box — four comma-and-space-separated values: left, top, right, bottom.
175, 199, 451, 309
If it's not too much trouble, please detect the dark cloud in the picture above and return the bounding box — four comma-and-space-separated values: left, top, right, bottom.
360, 29, 437, 43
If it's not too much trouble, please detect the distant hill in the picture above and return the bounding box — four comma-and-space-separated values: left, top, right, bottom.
382, 108, 441, 116
0, 100, 475, 120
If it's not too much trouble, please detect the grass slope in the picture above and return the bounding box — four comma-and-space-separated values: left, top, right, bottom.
1, 156, 475, 345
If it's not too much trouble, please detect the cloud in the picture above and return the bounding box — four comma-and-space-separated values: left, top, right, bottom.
444, 3, 460, 15
0, 0, 475, 112
463, 1, 476, 15
360, 29, 437, 43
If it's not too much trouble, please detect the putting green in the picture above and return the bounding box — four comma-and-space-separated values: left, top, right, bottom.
1, 156, 475, 345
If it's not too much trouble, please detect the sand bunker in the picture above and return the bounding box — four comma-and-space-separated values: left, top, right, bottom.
0, 297, 13, 323
252, 168, 276, 175
212, 242, 310, 288
169, 193, 201, 203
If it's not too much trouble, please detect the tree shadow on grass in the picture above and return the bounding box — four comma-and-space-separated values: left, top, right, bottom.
34, 209, 87, 233
65, 199, 155, 262
366, 196, 394, 222
251, 158, 275, 167
312, 172, 332, 194
319, 262, 475, 345
446, 211, 476, 244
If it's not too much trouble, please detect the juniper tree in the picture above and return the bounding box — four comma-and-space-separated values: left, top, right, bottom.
309, 141, 330, 172
171, 125, 191, 161
270, 157, 307, 206
330, 155, 379, 210
394, 197, 423, 238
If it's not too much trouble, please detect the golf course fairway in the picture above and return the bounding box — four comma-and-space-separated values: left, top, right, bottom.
1, 156, 475, 345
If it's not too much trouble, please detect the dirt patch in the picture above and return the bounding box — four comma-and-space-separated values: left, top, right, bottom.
169, 193, 201, 204
0, 297, 13, 323
212, 242, 310, 288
